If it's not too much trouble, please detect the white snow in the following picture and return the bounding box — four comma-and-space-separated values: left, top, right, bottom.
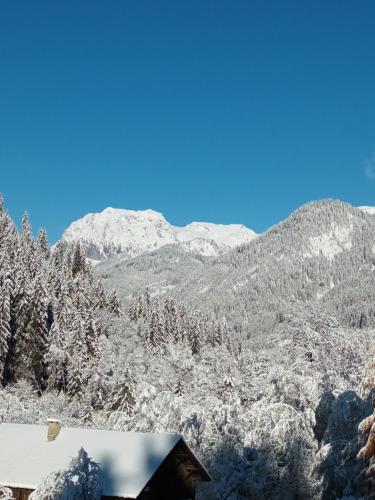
0, 423, 181, 498
62, 208, 177, 262
180, 238, 221, 257
149, 284, 176, 297
358, 206, 375, 215
308, 225, 353, 260
61, 208, 257, 262
174, 221, 255, 248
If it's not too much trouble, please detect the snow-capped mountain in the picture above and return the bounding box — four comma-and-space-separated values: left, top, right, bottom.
61, 207, 257, 262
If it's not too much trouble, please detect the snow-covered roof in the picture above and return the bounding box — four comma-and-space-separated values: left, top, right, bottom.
0, 423, 187, 498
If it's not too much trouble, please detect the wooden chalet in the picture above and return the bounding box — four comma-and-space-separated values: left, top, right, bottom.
0, 421, 210, 499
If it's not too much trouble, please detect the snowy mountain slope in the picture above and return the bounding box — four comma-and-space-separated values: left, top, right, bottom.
174, 221, 254, 247
61, 207, 257, 261
96, 199, 375, 333
358, 206, 375, 215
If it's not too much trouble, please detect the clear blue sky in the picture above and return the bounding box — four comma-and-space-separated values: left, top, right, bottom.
1, 1, 375, 242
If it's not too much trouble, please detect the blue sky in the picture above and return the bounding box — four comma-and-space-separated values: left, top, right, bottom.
1, 1, 375, 242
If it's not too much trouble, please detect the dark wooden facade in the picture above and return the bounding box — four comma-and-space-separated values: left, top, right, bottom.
6, 487, 34, 500
137, 439, 210, 499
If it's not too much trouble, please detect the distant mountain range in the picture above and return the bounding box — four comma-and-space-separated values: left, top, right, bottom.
61, 207, 257, 262
76, 200, 375, 333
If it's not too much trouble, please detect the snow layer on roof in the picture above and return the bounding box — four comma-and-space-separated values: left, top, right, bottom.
0, 423, 181, 498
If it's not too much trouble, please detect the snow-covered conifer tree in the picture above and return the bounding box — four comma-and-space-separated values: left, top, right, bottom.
106, 369, 135, 416
107, 289, 121, 316
37, 228, 50, 259
189, 311, 203, 355
24, 278, 49, 386
21, 211, 32, 244
29, 447, 102, 499
148, 309, 163, 348
0, 272, 14, 384
67, 354, 85, 400
72, 242, 86, 276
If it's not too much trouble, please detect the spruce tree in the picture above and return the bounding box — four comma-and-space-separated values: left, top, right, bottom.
67, 354, 85, 400
148, 309, 163, 348
107, 290, 121, 316
189, 311, 203, 355
24, 278, 49, 387
72, 243, 86, 276
106, 369, 135, 415
21, 211, 32, 244
0, 274, 13, 383
37, 227, 50, 259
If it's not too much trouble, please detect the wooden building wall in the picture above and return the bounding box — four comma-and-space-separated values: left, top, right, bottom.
7, 487, 34, 500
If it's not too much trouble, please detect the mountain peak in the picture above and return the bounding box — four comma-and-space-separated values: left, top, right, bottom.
61, 208, 257, 262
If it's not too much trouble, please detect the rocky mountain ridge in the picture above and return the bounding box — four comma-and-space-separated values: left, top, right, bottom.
61, 207, 257, 262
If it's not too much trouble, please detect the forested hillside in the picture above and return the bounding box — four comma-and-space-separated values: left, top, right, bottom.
1, 198, 375, 499
98, 200, 375, 333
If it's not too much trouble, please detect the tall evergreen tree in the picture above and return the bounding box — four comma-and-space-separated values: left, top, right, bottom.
0, 273, 13, 383
72, 243, 86, 276
37, 227, 50, 259
24, 278, 49, 387
106, 369, 135, 416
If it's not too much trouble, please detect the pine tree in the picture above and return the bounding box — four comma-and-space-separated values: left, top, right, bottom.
21, 211, 32, 244
142, 288, 151, 316
51, 240, 65, 271
107, 289, 121, 316
106, 369, 135, 416
24, 278, 49, 387
94, 282, 107, 310
37, 227, 50, 259
0, 212, 17, 259
148, 309, 163, 348
163, 298, 177, 343
86, 371, 108, 410
128, 295, 141, 322
45, 321, 68, 392
72, 243, 86, 276
67, 354, 85, 400
0, 273, 13, 383
83, 310, 99, 360
81, 399, 95, 425
189, 311, 203, 355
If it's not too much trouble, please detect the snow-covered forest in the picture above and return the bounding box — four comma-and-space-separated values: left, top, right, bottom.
1, 197, 375, 499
